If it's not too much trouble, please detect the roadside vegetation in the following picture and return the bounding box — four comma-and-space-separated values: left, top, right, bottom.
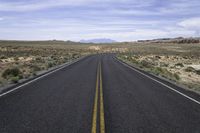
116, 42, 200, 94
0, 40, 96, 88
1, 40, 200, 94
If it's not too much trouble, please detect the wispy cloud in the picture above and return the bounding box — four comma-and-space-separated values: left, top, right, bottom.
0, 0, 154, 12
178, 18, 200, 29
0, 0, 92, 11
0, 0, 200, 41
178, 17, 200, 36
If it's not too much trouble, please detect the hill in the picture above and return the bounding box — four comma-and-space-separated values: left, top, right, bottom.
80, 38, 116, 44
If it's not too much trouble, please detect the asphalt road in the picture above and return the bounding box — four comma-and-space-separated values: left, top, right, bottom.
0, 54, 200, 133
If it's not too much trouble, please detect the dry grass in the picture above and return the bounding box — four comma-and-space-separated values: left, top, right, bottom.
0, 40, 96, 87
1, 40, 200, 94
116, 42, 200, 94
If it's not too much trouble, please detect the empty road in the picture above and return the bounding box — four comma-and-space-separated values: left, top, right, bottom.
0, 54, 200, 133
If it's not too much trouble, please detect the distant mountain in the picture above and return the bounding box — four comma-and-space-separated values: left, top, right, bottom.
80, 38, 116, 43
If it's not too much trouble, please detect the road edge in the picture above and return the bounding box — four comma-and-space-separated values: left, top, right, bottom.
115, 56, 200, 105
0, 55, 90, 97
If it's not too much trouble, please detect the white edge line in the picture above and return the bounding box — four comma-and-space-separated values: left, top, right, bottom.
0, 57, 84, 98
116, 58, 200, 105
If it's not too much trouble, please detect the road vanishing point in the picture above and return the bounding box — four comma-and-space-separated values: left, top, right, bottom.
0, 54, 200, 133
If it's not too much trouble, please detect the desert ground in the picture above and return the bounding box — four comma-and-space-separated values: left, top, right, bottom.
0, 41, 95, 87
0, 40, 200, 94
116, 42, 200, 94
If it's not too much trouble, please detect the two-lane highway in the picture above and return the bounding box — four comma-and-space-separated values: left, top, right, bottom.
0, 54, 200, 133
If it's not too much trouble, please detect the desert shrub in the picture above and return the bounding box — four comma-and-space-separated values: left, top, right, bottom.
151, 67, 164, 75
183, 56, 189, 59
174, 73, 180, 80
160, 62, 169, 67
151, 67, 180, 81
35, 57, 42, 61
33, 72, 37, 76
196, 70, 200, 75
126, 55, 132, 60
185, 67, 196, 72
72, 53, 78, 58
155, 55, 161, 59
2, 68, 21, 79
11, 76, 20, 83
14, 57, 19, 61
0, 55, 6, 59
130, 58, 138, 64
32, 65, 41, 72
47, 62, 55, 68
175, 63, 184, 67
140, 60, 153, 68
48, 62, 53, 68
51, 55, 58, 60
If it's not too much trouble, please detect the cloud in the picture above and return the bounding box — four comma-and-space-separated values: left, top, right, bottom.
158, 0, 200, 14
0, 0, 157, 12
1, 23, 194, 41
106, 9, 159, 16
0, 0, 200, 41
178, 17, 200, 36
178, 18, 200, 29
0, 16, 198, 41
0, 0, 92, 11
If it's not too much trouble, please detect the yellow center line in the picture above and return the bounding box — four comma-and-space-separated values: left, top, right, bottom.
99, 62, 105, 133
91, 61, 106, 133
91, 63, 100, 133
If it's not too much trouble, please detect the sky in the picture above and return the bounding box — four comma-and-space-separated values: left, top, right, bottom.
0, 0, 200, 41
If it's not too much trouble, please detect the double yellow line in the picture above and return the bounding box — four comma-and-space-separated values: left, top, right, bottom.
91, 61, 105, 133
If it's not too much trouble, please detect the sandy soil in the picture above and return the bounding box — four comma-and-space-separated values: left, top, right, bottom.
131, 55, 200, 91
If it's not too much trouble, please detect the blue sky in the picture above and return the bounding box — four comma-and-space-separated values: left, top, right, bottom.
0, 0, 200, 41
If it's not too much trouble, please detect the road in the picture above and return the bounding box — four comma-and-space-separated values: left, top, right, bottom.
0, 54, 200, 133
